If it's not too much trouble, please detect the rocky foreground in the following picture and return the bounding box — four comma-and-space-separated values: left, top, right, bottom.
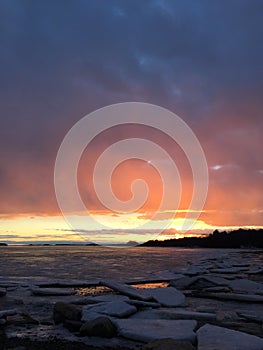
1, 250, 263, 350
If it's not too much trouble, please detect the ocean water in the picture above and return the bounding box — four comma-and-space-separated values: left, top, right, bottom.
0, 246, 253, 282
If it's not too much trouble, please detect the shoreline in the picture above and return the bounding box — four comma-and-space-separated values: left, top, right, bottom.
0, 249, 263, 349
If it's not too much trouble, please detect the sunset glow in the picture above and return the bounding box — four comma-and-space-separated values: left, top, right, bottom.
0, 1, 262, 245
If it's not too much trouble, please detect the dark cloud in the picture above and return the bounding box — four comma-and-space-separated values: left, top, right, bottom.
0, 0, 262, 226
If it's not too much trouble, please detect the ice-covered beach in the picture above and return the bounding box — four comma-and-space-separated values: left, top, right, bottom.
0, 246, 263, 349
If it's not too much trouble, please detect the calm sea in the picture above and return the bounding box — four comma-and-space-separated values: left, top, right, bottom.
0, 246, 254, 283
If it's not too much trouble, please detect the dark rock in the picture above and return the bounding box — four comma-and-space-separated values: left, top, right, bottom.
185, 266, 207, 276
189, 276, 228, 290
53, 302, 81, 324
171, 275, 229, 291
197, 324, 263, 350
237, 311, 263, 323
143, 338, 195, 350
82, 301, 137, 319
198, 292, 263, 302
248, 268, 263, 275
227, 279, 263, 295
0, 287, 7, 297
204, 286, 230, 293
63, 319, 83, 332
210, 268, 244, 274
40, 318, 54, 325
127, 300, 161, 308
115, 319, 197, 343
170, 277, 198, 290
131, 308, 216, 322
6, 313, 38, 326
31, 287, 76, 296
0, 318, 6, 326
150, 287, 186, 307
100, 280, 152, 301
80, 316, 117, 338
0, 309, 17, 318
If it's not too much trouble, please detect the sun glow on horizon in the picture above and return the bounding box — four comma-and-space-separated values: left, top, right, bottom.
1, 211, 262, 244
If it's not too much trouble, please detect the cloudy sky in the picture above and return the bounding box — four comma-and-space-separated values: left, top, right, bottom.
0, 0, 262, 243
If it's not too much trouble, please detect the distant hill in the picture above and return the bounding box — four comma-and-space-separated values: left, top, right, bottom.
0, 243, 8, 246
126, 240, 139, 246
140, 228, 263, 248
54, 243, 99, 246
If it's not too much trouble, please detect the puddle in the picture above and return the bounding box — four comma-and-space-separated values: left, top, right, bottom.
75, 285, 116, 296
131, 282, 169, 289
75, 281, 169, 295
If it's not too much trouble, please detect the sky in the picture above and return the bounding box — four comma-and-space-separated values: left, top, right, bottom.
0, 0, 263, 244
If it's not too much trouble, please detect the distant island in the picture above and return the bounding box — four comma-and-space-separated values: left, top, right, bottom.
126, 240, 139, 246
0, 242, 8, 246
27, 242, 99, 246
54, 243, 99, 246
140, 228, 263, 248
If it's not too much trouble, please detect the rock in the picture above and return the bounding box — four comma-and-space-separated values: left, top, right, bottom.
81, 310, 102, 321
143, 338, 195, 350
150, 287, 186, 307
157, 309, 216, 321
153, 271, 185, 280
233, 263, 250, 267
80, 316, 117, 338
185, 266, 207, 276
199, 292, 263, 302
196, 306, 216, 313
216, 311, 239, 322
198, 275, 229, 286
228, 279, 263, 295
0, 309, 17, 318
170, 275, 228, 290
131, 308, 216, 321
115, 319, 197, 343
0, 318, 6, 325
37, 280, 100, 288
197, 324, 263, 350
91, 294, 130, 303
213, 262, 230, 269
127, 300, 161, 308
6, 313, 38, 325
40, 319, 54, 326
53, 302, 81, 324
210, 267, 243, 274
183, 291, 194, 297
0, 288, 6, 297
71, 297, 101, 305
204, 286, 231, 292
211, 274, 243, 280
100, 280, 152, 301
7, 286, 17, 291
63, 319, 83, 332
0, 282, 19, 288
237, 311, 263, 323
248, 268, 263, 275
73, 294, 131, 306
31, 287, 76, 296
82, 301, 137, 320
130, 309, 163, 319
170, 277, 198, 290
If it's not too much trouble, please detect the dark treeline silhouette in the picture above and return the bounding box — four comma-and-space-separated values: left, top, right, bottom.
140, 229, 263, 248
